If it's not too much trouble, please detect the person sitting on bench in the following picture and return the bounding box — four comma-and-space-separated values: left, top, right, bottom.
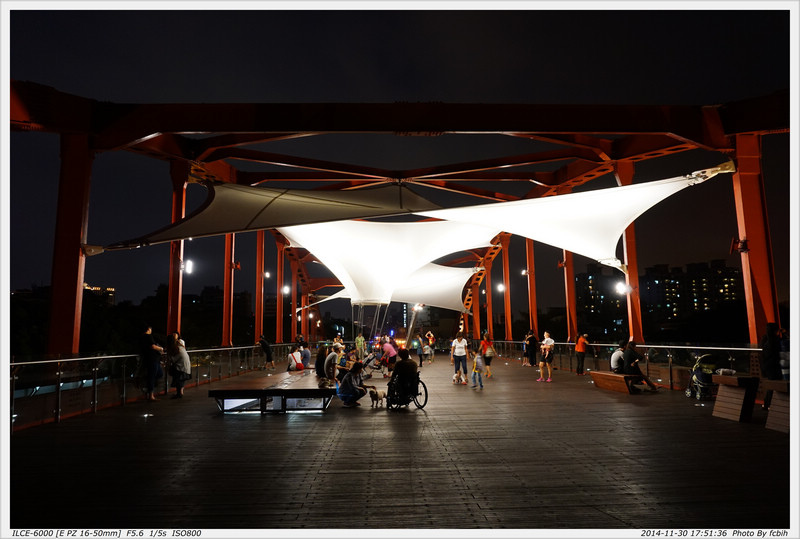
610, 340, 627, 374
623, 341, 659, 392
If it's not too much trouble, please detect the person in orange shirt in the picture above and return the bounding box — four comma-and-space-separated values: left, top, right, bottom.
575, 333, 589, 375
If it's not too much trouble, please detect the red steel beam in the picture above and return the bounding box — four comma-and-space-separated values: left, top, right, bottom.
615, 161, 645, 344
562, 251, 578, 344
221, 234, 235, 347
47, 134, 94, 356
731, 134, 781, 344
254, 230, 266, 343
525, 238, 539, 339
166, 161, 188, 336
499, 234, 514, 341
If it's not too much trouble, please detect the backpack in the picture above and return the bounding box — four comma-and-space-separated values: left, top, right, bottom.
484, 344, 495, 358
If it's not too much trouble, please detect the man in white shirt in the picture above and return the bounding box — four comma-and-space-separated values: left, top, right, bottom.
609, 340, 628, 373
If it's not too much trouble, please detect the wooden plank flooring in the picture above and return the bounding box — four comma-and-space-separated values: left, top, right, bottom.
9, 359, 792, 532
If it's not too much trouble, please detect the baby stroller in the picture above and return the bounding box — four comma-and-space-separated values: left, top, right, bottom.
386, 372, 428, 410
685, 354, 718, 400
363, 352, 387, 378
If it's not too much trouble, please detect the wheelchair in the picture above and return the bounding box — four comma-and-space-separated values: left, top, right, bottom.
386, 372, 428, 410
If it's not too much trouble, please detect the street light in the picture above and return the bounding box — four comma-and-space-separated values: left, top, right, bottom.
265, 271, 271, 279
282, 285, 290, 295
496, 283, 505, 292
615, 282, 633, 295
182, 259, 194, 274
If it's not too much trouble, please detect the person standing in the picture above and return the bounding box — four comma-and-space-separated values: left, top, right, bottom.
139, 325, 164, 401
381, 338, 398, 375
522, 330, 538, 367
450, 331, 470, 385
575, 333, 589, 375
479, 332, 495, 379
414, 333, 425, 368
538, 331, 554, 382
259, 335, 275, 370
423, 341, 434, 364
354, 331, 366, 362
166, 332, 191, 398
471, 349, 485, 389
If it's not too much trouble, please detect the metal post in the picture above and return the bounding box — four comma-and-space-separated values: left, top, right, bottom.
92, 359, 99, 413
55, 362, 63, 424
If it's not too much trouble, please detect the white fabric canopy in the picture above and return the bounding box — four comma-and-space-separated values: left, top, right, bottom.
278, 220, 499, 305
302, 263, 481, 313
417, 163, 733, 273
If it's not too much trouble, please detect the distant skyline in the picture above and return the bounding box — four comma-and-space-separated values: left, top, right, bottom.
4, 7, 794, 315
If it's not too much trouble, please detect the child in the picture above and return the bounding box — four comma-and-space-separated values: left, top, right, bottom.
471, 354, 485, 389
423, 343, 434, 364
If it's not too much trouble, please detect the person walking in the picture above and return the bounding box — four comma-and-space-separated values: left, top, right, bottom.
538, 331, 554, 382
166, 332, 191, 398
479, 332, 495, 379
450, 331, 470, 385
575, 333, 589, 375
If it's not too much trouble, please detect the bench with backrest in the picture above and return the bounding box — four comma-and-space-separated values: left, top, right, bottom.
760, 379, 789, 433
208, 370, 337, 414
589, 370, 643, 394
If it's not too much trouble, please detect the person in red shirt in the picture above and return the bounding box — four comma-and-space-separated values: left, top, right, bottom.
575, 334, 589, 375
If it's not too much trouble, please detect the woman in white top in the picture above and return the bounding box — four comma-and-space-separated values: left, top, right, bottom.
538, 331, 555, 382
450, 331, 470, 385
167, 332, 192, 398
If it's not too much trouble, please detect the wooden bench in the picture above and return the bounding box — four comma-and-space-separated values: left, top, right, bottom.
589, 370, 643, 394
760, 379, 789, 433
208, 370, 337, 414
711, 375, 760, 422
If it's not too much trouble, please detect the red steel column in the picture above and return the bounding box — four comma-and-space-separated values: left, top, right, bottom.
562, 250, 578, 343
301, 293, 310, 339
221, 234, 235, 347
500, 235, 513, 341
254, 230, 265, 343
484, 260, 494, 340
166, 162, 188, 336
275, 240, 285, 343
525, 238, 539, 338
48, 134, 94, 356
471, 280, 481, 339
290, 260, 299, 340
615, 161, 644, 343
732, 134, 780, 344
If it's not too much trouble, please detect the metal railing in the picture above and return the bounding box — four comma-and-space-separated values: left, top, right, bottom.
9, 343, 297, 432
484, 340, 761, 389
9, 340, 763, 432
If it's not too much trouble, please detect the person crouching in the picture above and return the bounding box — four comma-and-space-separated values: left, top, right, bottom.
337, 361, 375, 408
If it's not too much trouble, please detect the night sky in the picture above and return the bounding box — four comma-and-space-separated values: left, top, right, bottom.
4, 7, 795, 322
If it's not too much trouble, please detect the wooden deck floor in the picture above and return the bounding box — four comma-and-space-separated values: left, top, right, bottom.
8, 358, 794, 533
